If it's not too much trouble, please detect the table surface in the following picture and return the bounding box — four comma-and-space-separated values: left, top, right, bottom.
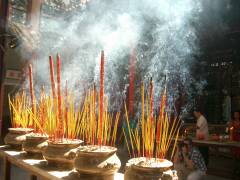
1, 140, 239, 180
0, 145, 124, 180
178, 137, 240, 148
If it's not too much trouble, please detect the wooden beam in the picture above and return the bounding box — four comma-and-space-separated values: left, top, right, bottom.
26, 0, 42, 31
0, 0, 9, 137
26, 0, 42, 67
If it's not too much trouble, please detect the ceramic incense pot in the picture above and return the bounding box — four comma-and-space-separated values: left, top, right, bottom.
22, 133, 48, 158
124, 157, 177, 180
42, 139, 83, 169
74, 145, 121, 179
4, 128, 34, 150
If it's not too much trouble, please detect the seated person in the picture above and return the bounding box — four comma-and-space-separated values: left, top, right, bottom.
173, 138, 207, 180
228, 111, 240, 142
227, 111, 240, 176
193, 110, 209, 166
193, 110, 209, 140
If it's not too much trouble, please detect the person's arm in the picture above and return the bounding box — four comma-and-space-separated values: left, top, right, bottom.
173, 147, 181, 163
183, 153, 194, 169
196, 117, 204, 130
173, 150, 179, 163
197, 117, 208, 131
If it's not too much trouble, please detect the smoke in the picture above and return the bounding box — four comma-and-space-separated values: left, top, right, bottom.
19, 0, 230, 114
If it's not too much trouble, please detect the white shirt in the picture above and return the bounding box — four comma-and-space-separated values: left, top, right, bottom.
196, 115, 209, 140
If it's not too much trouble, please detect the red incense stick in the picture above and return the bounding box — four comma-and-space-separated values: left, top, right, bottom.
93, 83, 96, 144
28, 64, 34, 112
98, 50, 104, 145
28, 64, 36, 130
49, 55, 56, 98
149, 77, 154, 157
129, 48, 135, 116
56, 54, 63, 140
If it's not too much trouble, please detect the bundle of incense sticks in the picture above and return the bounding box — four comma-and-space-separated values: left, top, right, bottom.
123, 80, 180, 159
46, 54, 70, 141
9, 51, 120, 145
156, 86, 167, 158
77, 51, 120, 146
33, 88, 83, 140
70, 50, 120, 146
77, 87, 120, 146
8, 92, 31, 128
28, 64, 47, 134
8, 88, 46, 134
30, 60, 84, 140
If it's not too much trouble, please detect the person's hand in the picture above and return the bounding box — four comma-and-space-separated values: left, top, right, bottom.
182, 145, 188, 154
175, 146, 179, 153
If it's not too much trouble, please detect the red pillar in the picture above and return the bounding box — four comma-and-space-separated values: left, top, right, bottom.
0, 0, 10, 136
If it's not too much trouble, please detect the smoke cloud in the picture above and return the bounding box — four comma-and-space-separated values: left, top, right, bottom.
20, 0, 230, 115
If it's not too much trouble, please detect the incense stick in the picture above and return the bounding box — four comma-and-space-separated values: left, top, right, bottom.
56, 54, 63, 140
49, 55, 56, 99
98, 50, 104, 145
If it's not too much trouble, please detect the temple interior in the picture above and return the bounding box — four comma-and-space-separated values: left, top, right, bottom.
0, 0, 240, 180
